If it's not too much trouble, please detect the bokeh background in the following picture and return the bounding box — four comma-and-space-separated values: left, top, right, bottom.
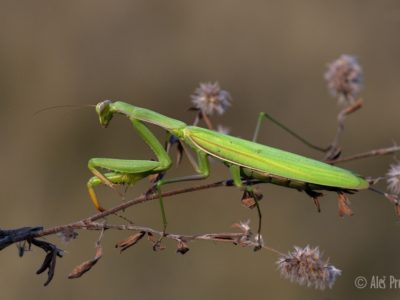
1, 1, 399, 299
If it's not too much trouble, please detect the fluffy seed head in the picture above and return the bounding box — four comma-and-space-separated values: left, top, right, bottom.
191, 82, 231, 115
387, 163, 400, 194
276, 246, 341, 289
324, 54, 363, 105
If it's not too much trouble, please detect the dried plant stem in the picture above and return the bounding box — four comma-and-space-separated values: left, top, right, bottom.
36, 180, 228, 238
327, 145, 400, 164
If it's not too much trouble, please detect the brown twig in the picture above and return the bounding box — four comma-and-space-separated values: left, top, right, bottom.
36, 180, 227, 238
327, 145, 400, 164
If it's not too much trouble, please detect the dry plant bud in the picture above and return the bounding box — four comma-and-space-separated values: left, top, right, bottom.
191, 82, 232, 116
276, 246, 341, 289
115, 231, 146, 253
68, 244, 102, 279
324, 54, 363, 105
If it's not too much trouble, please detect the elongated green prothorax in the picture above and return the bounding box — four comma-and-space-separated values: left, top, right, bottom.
96, 100, 186, 133
87, 99, 369, 234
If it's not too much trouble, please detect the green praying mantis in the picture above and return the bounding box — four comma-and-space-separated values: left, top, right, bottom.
87, 100, 369, 236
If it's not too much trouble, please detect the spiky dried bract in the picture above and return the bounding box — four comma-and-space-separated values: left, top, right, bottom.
276, 246, 341, 289
191, 82, 231, 115
387, 163, 400, 194
324, 54, 363, 105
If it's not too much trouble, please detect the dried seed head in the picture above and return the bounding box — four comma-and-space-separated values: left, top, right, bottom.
324, 54, 363, 105
276, 246, 341, 289
387, 163, 400, 194
191, 82, 232, 115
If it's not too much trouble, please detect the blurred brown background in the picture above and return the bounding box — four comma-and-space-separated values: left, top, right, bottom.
1, 1, 399, 299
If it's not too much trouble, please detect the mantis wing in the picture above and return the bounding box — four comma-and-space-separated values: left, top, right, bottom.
184, 126, 369, 190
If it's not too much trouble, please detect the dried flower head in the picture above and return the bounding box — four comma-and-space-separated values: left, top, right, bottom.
191, 82, 231, 115
276, 246, 341, 289
324, 54, 363, 105
387, 163, 400, 194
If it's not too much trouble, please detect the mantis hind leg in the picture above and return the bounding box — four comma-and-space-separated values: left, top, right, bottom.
252, 112, 326, 153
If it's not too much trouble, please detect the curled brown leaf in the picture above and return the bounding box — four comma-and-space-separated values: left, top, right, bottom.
176, 240, 190, 255
337, 193, 354, 217
68, 244, 102, 279
115, 231, 146, 253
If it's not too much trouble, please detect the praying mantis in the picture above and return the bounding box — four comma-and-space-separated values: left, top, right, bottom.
87, 100, 369, 236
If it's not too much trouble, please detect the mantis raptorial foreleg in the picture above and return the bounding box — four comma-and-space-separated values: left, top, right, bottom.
87, 119, 171, 212
87, 117, 211, 237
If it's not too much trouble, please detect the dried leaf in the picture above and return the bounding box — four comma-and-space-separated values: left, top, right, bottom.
176, 240, 190, 255
241, 197, 257, 209
241, 190, 263, 209
115, 231, 145, 253
342, 98, 363, 116
30, 238, 63, 286
68, 244, 103, 279
337, 193, 354, 217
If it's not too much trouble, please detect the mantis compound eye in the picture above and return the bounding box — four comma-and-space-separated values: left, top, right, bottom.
96, 100, 112, 115
96, 100, 113, 127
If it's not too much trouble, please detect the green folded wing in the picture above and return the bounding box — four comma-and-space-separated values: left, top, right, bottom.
184, 126, 369, 190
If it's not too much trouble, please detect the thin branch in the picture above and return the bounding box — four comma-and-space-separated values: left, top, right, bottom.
36, 180, 228, 238
327, 145, 400, 164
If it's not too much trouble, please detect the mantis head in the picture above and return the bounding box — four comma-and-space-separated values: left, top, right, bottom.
96, 100, 114, 127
